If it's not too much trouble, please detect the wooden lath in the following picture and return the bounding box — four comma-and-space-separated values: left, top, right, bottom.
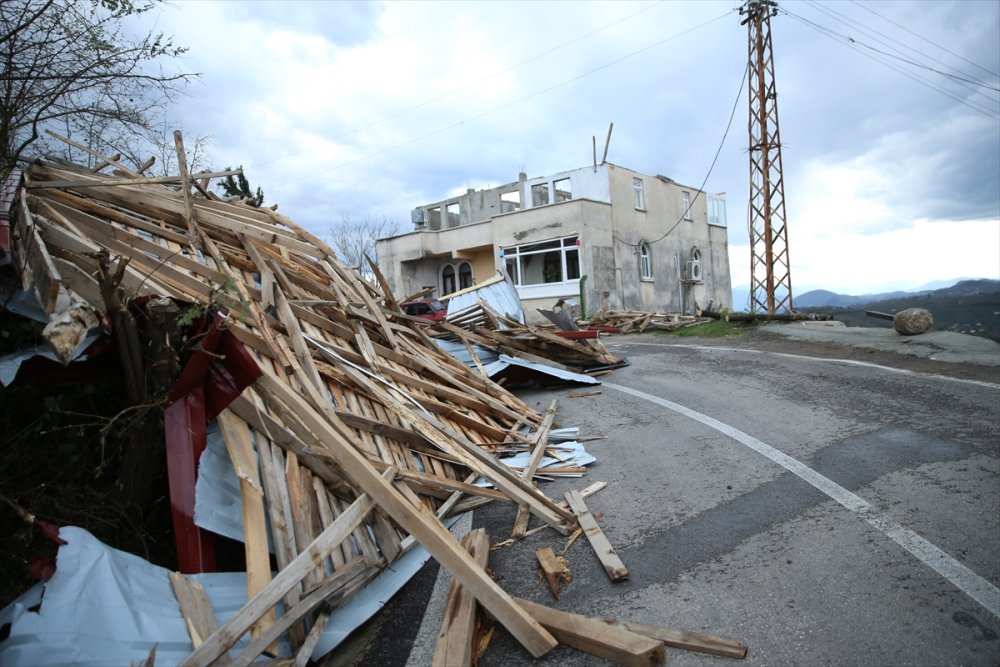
10, 152, 578, 661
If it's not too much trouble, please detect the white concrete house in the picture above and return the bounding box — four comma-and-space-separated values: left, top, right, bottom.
376, 163, 732, 322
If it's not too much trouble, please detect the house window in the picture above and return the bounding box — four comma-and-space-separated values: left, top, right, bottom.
458, 262, 473, 289
531, 183, 550, 207
633, 178, 645, 210
553, 178, 572, 202
500, 189, 521, 213
682, 191, 692, 220
707, 194, 727, 227
446, 202, 461, 227
639, 241, 652, 280
501, 235, 581, 287
441, 264, 456, 295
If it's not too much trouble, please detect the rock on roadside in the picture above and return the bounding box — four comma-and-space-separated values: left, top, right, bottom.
894, 308, 934, 335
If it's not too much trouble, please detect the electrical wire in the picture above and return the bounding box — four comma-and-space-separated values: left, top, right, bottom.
613, 60, 748, 251
269, 9, 736, 191
782, 7, 1000, 120
850, 0, 1000, 80
249, 0, 666, 171
803, 0, 999, 96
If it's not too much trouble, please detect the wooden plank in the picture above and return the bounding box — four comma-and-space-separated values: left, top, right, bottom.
536, 547, 565, 599
216, 410, 276, 650
564, 490, 628, 582
172, 130, 200, 247
512, 401, 558, 538
178, 470, 393, 667
298, 347, 572, 533
229, 557, 368, 667
515, 597, 665, 667
27, 168, 242, 190
605, 620, 748, 659
432, 528, 490, 667
168, 572, 230, 664
251, 369, 558, 658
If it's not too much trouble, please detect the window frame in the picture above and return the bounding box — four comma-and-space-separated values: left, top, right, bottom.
682, 191, 692, 220
633, 177, 645, 210
501, 234, 582, 299
639, 241, 652, 280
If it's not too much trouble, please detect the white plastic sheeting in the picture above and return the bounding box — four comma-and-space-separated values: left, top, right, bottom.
0, 524, 451, 665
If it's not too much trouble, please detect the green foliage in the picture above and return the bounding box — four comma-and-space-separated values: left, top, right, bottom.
217, 166, 264, 207
657, 318, 748, 338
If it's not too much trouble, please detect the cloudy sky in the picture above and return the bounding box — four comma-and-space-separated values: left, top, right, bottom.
146, 0, 999, 296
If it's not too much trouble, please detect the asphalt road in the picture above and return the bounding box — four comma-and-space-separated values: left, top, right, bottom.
336, 331, 1000, 666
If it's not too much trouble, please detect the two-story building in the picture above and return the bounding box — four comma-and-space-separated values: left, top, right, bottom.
375, 162, 732, 322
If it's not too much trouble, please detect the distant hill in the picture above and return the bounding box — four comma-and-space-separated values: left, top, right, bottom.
797, 279, 1000, 342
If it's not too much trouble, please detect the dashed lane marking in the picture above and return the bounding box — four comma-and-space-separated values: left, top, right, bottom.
603, 380, 1000, 619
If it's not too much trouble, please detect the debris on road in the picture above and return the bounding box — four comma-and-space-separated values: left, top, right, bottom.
0, 139, 747, 665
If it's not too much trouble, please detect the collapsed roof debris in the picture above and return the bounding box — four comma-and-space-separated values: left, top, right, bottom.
0, 144, 578, 662
0, 136, 746, 665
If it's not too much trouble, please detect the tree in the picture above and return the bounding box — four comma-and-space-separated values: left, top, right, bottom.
328, 215, 400, 277
0, 0, 197, 175
217, 166, 264, 207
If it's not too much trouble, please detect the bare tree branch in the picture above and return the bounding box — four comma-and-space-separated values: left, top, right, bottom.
328, 215, 400, 279
0, 0, 199, 174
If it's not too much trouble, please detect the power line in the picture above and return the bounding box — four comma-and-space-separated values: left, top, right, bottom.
270, 9, 736, 191
803, 0, 999, 97
781, 8, 1000, 120
850, 0, 1000, 80
249, 0, 666, 171
614, 60, 748, 250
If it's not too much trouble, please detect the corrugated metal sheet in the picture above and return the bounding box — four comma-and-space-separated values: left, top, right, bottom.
445, 271, 524, 324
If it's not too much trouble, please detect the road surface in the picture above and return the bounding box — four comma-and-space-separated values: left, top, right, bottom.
342, 331, 1000, 666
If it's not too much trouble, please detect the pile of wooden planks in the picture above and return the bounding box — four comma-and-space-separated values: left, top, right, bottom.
433, 301, 626, 373
581, 309, 711, 333
6, 143, 585, 662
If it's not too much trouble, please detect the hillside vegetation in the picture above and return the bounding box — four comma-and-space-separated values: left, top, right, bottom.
797, 280, 1000, 342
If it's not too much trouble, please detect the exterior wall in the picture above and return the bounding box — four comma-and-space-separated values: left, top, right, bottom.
606, 165, 731, 314
377, 162, 731, 319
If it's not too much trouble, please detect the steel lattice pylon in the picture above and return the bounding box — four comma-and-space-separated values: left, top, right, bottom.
742, 0, 793, 314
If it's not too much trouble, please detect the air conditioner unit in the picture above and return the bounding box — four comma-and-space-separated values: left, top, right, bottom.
686, 259, 702, 282
411, 208, 426, 227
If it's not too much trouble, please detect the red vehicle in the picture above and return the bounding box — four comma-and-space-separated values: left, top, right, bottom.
401, 298, 447, 322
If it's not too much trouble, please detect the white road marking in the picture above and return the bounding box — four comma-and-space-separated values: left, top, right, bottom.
603, 380, 1000, 619
610, 341, 1000, 389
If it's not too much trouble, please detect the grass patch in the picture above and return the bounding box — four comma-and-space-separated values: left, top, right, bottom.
656, 318, 748, 337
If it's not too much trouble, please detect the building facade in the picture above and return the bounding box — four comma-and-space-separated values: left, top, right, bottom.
376, 163, 731, 322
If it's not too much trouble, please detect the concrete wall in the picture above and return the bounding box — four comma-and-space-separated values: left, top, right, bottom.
606, 165, 731, 314
379, 162, 731, 318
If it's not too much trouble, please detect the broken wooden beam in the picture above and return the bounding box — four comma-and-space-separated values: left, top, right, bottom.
432, 528, 490, 667
605, 619, 749, 659
564, 489, 628, 582
515, 597, 665, 667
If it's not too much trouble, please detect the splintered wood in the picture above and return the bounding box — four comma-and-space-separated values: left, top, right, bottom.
581, 309, 710, 333
7, 148, 748, 666
9, 154, 566, 662
434, 301, 625, 372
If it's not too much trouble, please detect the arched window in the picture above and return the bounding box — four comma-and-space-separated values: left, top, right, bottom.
639, 241, 652, 279
441, 264, 456, 295
458, 262, 473, 289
